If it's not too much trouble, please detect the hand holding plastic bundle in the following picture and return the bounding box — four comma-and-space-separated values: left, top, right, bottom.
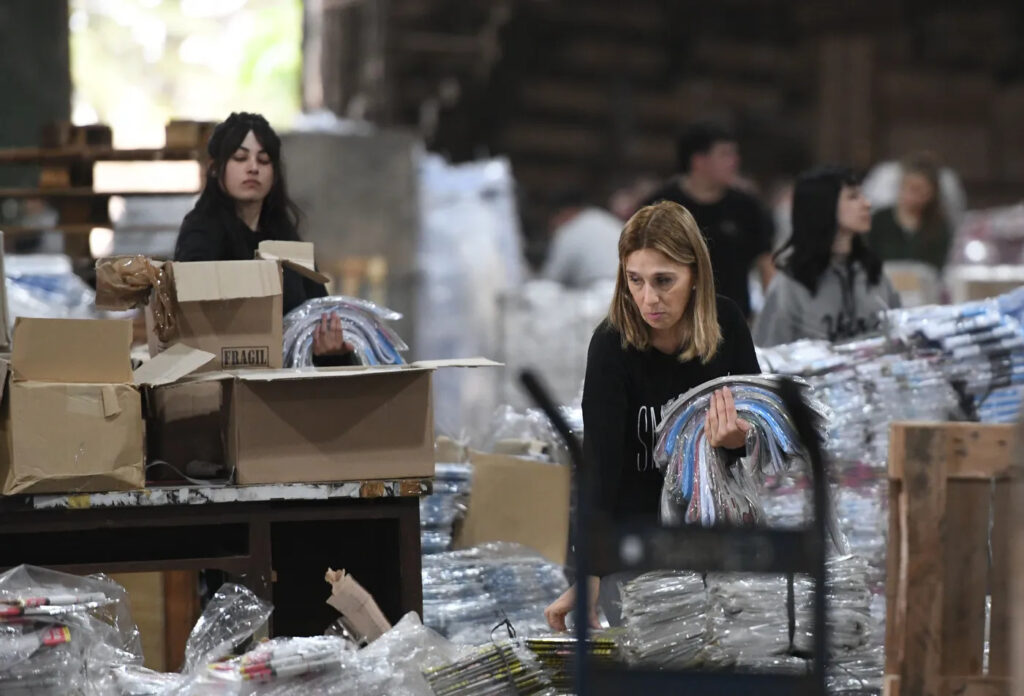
283, 296, 408, 367
655, 375, 831, 527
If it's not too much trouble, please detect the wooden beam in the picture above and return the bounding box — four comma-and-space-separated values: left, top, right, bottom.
888, 423, 1016, 480
941, 480, 990, 675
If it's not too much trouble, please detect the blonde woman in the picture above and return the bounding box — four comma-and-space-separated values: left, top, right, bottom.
545, 201, 761, 630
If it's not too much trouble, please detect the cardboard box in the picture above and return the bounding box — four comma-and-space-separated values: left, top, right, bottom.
454, 451, 571, 565
0, 321, 210, 495
161, 359, 499, 485
146, 260, 284, 370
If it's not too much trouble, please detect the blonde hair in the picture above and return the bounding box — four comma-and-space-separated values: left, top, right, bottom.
609, 201, 721, 362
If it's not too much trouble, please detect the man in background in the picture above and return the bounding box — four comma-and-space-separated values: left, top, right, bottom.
541, 189, 623, 288
645, 122, 775, 319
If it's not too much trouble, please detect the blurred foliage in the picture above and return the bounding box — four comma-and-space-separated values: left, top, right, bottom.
69, 0, 302, 143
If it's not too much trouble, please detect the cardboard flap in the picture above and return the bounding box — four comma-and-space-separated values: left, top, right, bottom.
257, 241, 331, 285
171, 260, 282, 302
410, 358, 503, 369
12, 318, 133, 383
133, 343, 216, 387
101, 385, 121, 417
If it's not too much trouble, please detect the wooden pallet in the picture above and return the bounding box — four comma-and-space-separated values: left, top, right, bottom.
884, 421, 1023, 696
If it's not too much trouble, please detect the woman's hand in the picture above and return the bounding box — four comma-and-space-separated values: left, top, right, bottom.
705, 387, 751, 450
544, 576, 601, 632
312, 312, 355, 357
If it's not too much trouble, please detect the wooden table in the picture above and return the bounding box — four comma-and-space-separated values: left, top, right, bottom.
0, 479, 429, 666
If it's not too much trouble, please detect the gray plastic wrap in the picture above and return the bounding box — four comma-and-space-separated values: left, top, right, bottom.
182, 584, 272, 674
0, 565, 143, 695
619, 571, 708, 668
5, 255, 103, 326
421, 543, 567, 645
282, 296, 407, 368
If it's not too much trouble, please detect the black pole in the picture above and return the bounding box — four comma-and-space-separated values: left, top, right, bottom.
777, 377, 829, 689
519, 370, 590, 696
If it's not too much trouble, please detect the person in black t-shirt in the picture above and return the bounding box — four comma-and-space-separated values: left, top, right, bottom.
644, 122, 775, 319
174, 112, 354, 362
543, 201, 761, 631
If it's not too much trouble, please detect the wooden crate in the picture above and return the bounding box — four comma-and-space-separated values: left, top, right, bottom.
884, 422, 1023, 696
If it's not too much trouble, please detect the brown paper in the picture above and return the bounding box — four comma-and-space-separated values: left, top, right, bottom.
324, 568, 391, 642
454, 451, 571, 565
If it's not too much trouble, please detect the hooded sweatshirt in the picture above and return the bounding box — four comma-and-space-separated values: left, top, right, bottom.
753, 260, 901, 347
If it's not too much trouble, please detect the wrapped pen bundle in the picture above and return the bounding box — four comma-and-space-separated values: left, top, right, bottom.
0, 565, 143, 694
283, 296, 408, 367
523, 634, 621, 693
422, 641, 556, 696
655, 375, 833, 529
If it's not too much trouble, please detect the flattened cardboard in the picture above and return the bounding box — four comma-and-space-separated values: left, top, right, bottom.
133, 344, 215, 387
13, 318, 133, 383
171, 260, 281, 303
257, 241, 331, 285
454, 451, 571, 565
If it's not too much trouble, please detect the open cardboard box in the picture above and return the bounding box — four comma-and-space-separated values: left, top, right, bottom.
138, 241, 328, 371
148, 358, 500, 485
0, 320, 211, 495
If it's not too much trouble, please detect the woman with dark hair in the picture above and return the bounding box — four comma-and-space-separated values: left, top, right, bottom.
174, 112, 352, 359
868, 152, 951, 271
753, 166, 900, 347
543, 201, 761, 630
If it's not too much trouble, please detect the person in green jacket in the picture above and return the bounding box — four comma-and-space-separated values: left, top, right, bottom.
868, 152, 952, 272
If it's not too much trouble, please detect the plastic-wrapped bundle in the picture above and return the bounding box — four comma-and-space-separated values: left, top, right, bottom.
885, 296, 1024, 423
421, 544, 567, 644
6, 255, 105, 328
422, 640, 556, 696
484, 405, 582, 466
523, 635, 620, 692
619, 571, 708, 668
655, 375, 832, 528
0, 565, 143, 694
420, 462, 473, 556
181, 583, 273, 674
283, 296, 407, 368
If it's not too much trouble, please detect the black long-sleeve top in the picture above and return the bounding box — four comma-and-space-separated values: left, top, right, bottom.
580, 295, 760, 573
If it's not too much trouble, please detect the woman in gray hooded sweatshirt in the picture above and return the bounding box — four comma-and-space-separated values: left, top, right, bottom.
754, 166, 900, 347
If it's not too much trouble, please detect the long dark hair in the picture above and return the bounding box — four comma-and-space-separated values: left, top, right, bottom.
189, 112, 301, 240
775, 165, 882, 294
901, 151, 946, 236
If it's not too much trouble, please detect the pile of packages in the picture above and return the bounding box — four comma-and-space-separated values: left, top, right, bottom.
283, 297, 407, 368
619, 556, 881, 691
885, 287, 1024, 424
421, 543, 568, 646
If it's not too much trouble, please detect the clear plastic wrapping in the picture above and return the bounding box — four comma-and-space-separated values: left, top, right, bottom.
0, 565, 143, 695
282, 296, 407, 368
93, 255, 177, 343
182, 584, 272, 674
5, 254, 105, 328
422, 640, 556, 696
655, 376, 836, 537
421, 543, 568, 645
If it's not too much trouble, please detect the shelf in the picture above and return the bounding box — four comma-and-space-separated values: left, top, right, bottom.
0, 223, 178, 236
0, 187, 200, 198
0, 146, 204, 165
